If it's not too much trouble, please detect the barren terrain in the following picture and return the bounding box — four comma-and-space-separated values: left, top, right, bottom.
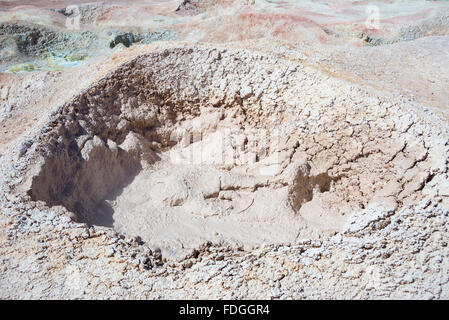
1, 0, 449, 299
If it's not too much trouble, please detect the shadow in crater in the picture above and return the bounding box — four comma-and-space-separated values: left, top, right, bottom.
29, 141, 143, 228
288, 162, 335, 213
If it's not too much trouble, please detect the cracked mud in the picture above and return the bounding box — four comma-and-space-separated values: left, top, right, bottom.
1, 0, 449, 300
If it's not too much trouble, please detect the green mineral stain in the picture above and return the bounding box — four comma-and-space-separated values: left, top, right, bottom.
44, 51, 57, 68
5, 51, 87, 73
65, 53, 87, 62
7, 63, 36, 73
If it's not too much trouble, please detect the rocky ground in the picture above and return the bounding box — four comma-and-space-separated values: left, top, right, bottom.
1, 0, 449, 299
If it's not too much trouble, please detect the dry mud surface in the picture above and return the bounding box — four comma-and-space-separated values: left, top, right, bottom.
1, 1, 449, 299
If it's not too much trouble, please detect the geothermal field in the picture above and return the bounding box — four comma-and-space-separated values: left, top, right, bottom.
0, 0, 449, 299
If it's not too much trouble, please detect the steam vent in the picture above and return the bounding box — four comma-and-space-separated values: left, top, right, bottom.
1, 0, 449, 300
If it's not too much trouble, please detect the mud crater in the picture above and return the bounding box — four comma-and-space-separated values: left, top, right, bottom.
24, 47, 432, 256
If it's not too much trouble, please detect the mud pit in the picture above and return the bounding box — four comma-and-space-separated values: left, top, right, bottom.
25, 47, 441, 257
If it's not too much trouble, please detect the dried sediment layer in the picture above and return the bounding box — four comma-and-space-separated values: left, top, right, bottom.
17, 46, 448, 257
